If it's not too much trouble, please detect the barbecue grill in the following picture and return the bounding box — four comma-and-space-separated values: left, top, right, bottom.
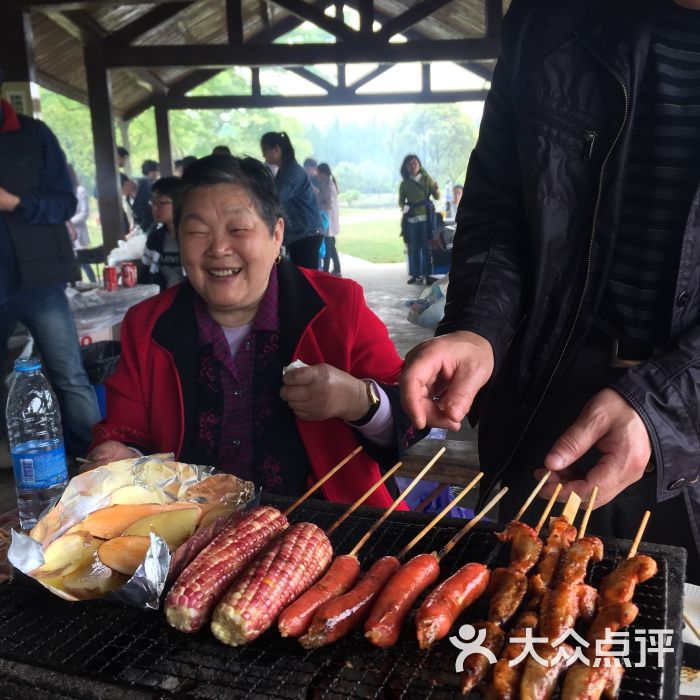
0, 495, 686, 699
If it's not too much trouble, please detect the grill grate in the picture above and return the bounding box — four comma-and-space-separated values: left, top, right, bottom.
0, 495, 685, 699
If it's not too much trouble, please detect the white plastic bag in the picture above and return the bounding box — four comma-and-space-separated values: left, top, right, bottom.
406, 274, 449, 329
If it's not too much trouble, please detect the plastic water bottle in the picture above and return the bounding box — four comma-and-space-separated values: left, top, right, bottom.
5, 357, 69, 530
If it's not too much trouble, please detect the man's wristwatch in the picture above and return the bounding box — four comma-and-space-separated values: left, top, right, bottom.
348, 379, 381, 427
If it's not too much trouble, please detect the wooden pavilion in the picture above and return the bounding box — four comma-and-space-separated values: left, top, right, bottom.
3, 0, 505, 251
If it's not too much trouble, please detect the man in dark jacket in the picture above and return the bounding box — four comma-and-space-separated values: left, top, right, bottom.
0, 92, 100, 455
131, 159, 160, 231
401, 0, 700, 579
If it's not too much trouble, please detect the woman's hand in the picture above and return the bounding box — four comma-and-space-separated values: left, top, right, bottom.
81, 440, 141, 473
281, 364, 370, 422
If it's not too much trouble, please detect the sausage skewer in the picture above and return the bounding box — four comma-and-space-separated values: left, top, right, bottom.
416, 479, 569, 652
278, 449, 447, 639
298, 467, 486, 648
214, 450, 447, 647
365, 479, 505, 647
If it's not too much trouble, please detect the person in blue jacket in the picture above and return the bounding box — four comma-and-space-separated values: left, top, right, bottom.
260, 132, 323, 269
0, 80, 100, 456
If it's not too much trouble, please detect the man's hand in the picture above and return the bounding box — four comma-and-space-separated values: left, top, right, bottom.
536, 388, 652, 507
400, 331, 494, 431
0, 187, 20, 212
81, 440, 140, 473
280, 363, 370, 423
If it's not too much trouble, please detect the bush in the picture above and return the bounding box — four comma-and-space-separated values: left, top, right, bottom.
340, 189, 362, 206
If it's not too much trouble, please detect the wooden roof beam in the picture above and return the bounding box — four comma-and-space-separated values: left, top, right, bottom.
90, 37, 500, 68
12, 0, 183, 8
47, 9, 168, 93
226, 0, 244, 45
376, 0, 455, 41
288, 66, 335, 92
166, 88, 490, 109
269, 0, 357, 40
106, 2, 193, 45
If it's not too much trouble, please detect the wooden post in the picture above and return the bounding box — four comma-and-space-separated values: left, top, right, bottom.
155, 99, 173, 176
84, 49, 123, 255
0, 9, 38, 117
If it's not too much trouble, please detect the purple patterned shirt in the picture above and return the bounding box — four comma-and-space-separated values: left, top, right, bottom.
193, 266, 279, 480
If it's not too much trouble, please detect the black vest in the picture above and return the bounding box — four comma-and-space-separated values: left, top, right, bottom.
0, 116, 78, 290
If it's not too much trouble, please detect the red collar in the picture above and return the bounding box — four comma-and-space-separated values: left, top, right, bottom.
0, 99, 21, 132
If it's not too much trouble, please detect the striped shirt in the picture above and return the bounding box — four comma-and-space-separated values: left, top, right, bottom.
600, 1, 700, 355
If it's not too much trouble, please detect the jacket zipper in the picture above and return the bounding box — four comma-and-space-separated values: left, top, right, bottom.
522, 108, 598, 160
479, 42, 629, 505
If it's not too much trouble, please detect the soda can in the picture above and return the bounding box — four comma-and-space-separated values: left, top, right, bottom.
103, 266, 118, 291
121, 261, 137, 287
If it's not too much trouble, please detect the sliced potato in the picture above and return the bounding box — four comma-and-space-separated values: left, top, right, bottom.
63, 556, 128, 599
123, 507, 199, 550
80, 503, 200, 539
31, 532, 100, 579
110, 485, 161, 505
98, 536, 151, 576
196, 504, 237, 532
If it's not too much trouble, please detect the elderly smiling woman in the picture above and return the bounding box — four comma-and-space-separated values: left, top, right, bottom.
86, 155, 423, 507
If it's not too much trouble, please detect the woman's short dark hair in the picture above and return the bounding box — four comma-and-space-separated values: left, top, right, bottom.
151, 176, 180, 198
174, 154, 284, 236
400, 154, 421, 180
260, 131, 295, 165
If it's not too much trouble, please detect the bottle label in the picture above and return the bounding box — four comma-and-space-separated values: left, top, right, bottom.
11, 445, 67, 489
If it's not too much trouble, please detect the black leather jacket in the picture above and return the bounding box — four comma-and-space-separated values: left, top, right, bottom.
438, 0, 700, 538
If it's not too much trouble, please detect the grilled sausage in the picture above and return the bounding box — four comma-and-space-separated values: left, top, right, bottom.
278, 554, 361, 638
299, 555, 401, 649
365, 552, 440, 647
460, 621, 505, 694
415, 562, 490, 649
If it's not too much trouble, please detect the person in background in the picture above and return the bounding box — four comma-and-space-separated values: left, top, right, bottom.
174, 159, 184, 177
119, 172, 136, 236
0, 82, 100, 456
446, 184, 463, 220
317, 163, 341, 277
86, 154, 426, 507
139, 176, 184, 290
132, 159, 160, 231
401, 0, 700, 581
398, 154, 440, 286
260, 132, 323, 270
303, 157, 320, 193
116, 146, 129, 172
212, 145, 232, 156
66, 164, 95, 283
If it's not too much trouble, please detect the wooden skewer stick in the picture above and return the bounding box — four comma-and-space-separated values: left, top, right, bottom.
415, 482, 449, 514
438, 486, 509, 561
560, 491, 582, 528
577, 487, 598, 539
627, 510, 650, 559
512, 471, 552, 522
326, 461, 404, 536
684, 612, 700, 644
534, 483, 562, 536
347, 448, 446, 557
284, 446, 363, 516
397, 472, 484, 559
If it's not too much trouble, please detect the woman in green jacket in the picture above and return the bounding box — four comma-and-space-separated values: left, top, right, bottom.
398, 154, 440, 285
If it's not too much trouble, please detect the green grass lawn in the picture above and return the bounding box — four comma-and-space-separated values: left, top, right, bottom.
336, 207, 405, 263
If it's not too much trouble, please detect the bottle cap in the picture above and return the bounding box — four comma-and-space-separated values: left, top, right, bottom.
14, 357, 41, 372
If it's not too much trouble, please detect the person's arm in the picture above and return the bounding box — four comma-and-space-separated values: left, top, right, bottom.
71, 186, 89, 226
423, 172, 441, 200
14, 121, 77, 224
398, 181, 406, 209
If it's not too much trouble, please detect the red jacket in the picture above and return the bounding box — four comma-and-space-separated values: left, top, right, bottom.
92, 262, 412, 509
